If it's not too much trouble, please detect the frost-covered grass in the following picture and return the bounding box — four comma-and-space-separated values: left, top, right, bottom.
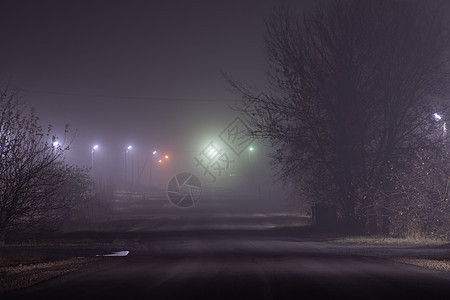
330, 235, 449, 246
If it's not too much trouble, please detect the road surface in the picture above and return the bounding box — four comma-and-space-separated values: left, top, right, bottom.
2, 197, 450, 299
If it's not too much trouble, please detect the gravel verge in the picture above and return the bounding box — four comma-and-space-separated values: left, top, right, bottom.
390, 257, 450, 272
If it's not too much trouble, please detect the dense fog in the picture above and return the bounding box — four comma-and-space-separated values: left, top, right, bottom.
0, 1, 313, 212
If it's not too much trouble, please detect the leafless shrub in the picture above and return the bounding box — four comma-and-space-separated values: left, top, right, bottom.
0, 88, 91, 242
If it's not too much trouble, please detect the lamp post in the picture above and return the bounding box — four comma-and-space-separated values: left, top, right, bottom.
247, 145, 261, 201
434, 113, 447, 137
434, 114, 447, 152
125, 145, 133, 189
149, 150, 157, 189
91, 144, 99, 177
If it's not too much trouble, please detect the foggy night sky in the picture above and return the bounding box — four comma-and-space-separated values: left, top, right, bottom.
0, 1, 313, 202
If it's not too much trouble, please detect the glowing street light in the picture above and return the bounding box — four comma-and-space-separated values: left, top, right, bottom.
433, 113, 447, 138
125, 145, 134, 189
249, 146, 254, 152
157, 154, 170, 164
91, 144, 99, 176
149, 150, 158, 188
52, 141, 59, 148
205, 144, 220, 160
434, 113, 442, 120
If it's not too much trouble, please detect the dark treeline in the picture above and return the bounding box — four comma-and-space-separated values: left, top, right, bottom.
227, 0, 450, 238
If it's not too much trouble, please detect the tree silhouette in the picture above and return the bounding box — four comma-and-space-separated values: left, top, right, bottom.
226, 0, 450, 234
0, 88, 91, 241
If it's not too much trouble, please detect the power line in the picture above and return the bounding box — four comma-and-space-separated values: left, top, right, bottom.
18, 88, 241, 103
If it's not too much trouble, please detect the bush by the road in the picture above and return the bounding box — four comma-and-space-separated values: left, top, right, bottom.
0, 88, 91, 242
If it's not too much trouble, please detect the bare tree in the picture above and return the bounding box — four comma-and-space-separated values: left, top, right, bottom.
226, 0, 450, 234
388, 146, 450, 239
0, 88, 91, 241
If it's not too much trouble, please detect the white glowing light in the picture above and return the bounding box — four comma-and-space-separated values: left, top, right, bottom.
206, 144, 220, 159
52, 141, 59, 147
127, 145, 133, 150
152, 150, 157, 155
93, 145, 99, 150
434, 113, 442, 120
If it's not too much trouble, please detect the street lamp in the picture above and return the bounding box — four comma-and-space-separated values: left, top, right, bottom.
92, 145, 99, 176
205, 143, 220, 160
149, 150, 157, 188
125, 145, 133, 189
247, 145, 260, 200
433, 113, 447, 138
247, 146, 254, 170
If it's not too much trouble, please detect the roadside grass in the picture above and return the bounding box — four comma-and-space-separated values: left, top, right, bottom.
329, 235, 450, 246
0, 252, 44, 267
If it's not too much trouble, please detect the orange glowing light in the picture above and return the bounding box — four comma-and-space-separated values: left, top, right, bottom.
165, 155, 169, 159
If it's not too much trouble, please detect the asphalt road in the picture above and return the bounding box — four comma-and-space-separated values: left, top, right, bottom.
3, 197, 450, 299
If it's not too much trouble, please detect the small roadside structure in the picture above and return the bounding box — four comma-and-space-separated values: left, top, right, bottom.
311, 203, 337, 230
